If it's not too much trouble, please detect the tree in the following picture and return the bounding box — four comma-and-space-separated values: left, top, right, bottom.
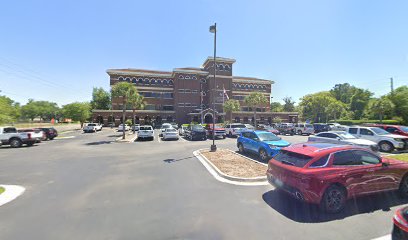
270, 102, 283, 112
282, 97, 295, 112
111, 82, 137, 139
91, 87, 111, 110
21, 100, 59, 121
61, 102, 91, 127
21, 99, 39, 121
299, 91, 341, 122
390, 86, 408, 124
326, 101, 346, 121
127, 88, 145, 133
349, 88, 373, 119
223, 99, 240, 122
244, 92, 268, 128
330, 83, 358, 104
367, 97, 395, 123
0, 95, 20, 124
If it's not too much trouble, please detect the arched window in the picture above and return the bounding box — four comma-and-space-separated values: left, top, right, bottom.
157, 79, 162, 85
179, 75, 184, 79
249, 84, 254, 89
138, 78, 143, 84
225, 65, 230, 71
245, 84, 249, 89
163, 79, 168, 85
151, 79, 157, 85
201, 91, 206, 96
185, 75, 190, 79
132, 78, 137, 83
192, 76, 197, 80
125, 77, 130, 82
218, 64, 224, 71
169, 80, 174, 86
118, 76, 124, 81
144, 78, 150, 85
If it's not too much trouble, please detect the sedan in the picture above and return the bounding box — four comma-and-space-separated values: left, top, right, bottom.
308, 131, 378, 152
162, 128, 179, 141
267, 143, 408, 213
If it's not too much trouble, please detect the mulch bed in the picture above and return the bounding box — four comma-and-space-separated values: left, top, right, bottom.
200, 148, 267, 178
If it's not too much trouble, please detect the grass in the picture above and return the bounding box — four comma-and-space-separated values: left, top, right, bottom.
388, 154, 408, 161
0, 187, 5, 195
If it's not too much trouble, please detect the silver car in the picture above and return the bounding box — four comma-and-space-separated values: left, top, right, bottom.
308, 131, 379, 152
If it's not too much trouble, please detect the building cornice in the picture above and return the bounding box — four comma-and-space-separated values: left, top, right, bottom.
133, 86, 174, 91
233, 77, 274, 84
106, 70, 172, 78
172, 68, 209, 75
92, 110, 176, 114
206, 75, 233, 79
232, 91, 271, 95
202, 57, 236, 67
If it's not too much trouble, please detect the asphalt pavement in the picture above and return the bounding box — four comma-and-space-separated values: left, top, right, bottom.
0, 129, 403, 240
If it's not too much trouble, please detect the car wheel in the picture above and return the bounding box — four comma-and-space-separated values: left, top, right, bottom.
259, 148, 269, 162
49, 137, 54, 140
223, 135, 226, 139
320, 185, 346, 213
297, 130, 302, 135
229, 132, 233, 138
399, 175, 408, 198
238, 143, 245, 154
379, 141, 394, 153
10, 138, 22, 148
26, 142, 34, 147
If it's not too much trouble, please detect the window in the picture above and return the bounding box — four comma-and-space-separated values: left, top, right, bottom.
169, 80, 174, 86
386, 127, 398, 133
310, 154, 330, 168
4, 127, 17, 133
192, 76, 197, 80
162, 92, 173, 99
185, 89, 191, 93
348, 128, 358, 134
317, 133, 338, 139
179, 75, 184, 79
138, 78, 143, 84
225, 65, 230, 71
200, 79, 206, 83
163, 105, 174, 111
185, 103, 191, 107
192, 90, 198, 93
352, 150, 381, 165
125, 77, 130, 82
144, 105, 156, 110
333, 151, 360, 166
360, 128, 374, 136
118, 77, 124, 81
178, 103, 184, 107
185, 76, 190, 79
242, 132, 252, 138
191, 104, 198, 108
132, 78, 137, 83
178, 89, 185, 93
273, 150, 313, 168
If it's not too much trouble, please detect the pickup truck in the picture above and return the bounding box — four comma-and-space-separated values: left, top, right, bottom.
83, 123, 101, 133
18, 128, 44, 143
0, 126, 37, 148
205, 124, 226, 139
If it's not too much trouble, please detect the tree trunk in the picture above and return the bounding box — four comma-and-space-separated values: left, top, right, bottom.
132, 108, 136, 134
122, 99, 126, 140
230, 111, 233, 123
254, 110, 257, 129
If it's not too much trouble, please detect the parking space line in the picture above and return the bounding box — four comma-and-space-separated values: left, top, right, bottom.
372, 234, 391, 240
157, 136, 161, 143
179, 137, 187, 142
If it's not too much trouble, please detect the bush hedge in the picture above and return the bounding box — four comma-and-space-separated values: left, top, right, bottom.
328, 119, 401, 125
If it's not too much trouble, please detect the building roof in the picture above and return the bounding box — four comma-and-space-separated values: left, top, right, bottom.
106, 69, 172, 77
202, 56, 236, 67
233, 76, 274, 84
172, 68, 209, 75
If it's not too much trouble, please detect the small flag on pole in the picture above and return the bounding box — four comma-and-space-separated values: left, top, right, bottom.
223, 87, 229, 100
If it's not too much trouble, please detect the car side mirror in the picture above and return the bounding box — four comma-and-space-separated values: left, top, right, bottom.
336, 137, 341, 141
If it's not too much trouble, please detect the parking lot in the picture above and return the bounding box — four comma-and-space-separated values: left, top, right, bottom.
0, 128, 404, 239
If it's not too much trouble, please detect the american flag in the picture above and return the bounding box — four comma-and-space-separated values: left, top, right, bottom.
223, 87, 229, 100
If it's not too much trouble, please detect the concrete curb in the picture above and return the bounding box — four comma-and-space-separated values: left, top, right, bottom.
115, 134, 138, 143
0, 185, 25, 207
193, 149, 268, 186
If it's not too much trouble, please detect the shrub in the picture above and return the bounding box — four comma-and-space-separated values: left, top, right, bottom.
329, 119, 401, 125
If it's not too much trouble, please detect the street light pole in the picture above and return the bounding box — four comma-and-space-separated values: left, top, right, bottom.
210, 23, 217, 152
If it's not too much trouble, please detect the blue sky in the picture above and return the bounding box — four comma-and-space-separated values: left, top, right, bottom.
0, 0, 407, 106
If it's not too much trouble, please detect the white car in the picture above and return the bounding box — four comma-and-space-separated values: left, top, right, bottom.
225, 123, 247, 137
131, 124, 140, 132
294, 123, 314, 135
179, 125, 188, 136
244, 124, 255, 130
308, 131, 379, 152
83, 123, 99, 133
346, 126, 408, 152
160, 123, 173, 136
328, 123, 347, 131
162, 128, 179, 140
137, 125, 154, 140
117, 124, 130, 132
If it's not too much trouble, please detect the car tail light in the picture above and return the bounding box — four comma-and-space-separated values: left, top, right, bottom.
394, 209, 408, 232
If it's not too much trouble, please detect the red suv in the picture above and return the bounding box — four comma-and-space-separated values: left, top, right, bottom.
368, 124, 408, 137
266, 142, 408, 213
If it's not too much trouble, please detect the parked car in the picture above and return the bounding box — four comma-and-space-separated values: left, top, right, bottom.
137, 125, 154, 140
83, 123, 99, 133
294, 123, 314, 135
160, 123, 173, 137
117, 124, 130, 132
178, 125, 189, 136
18, 128, 44, 143
244, 124, 255, 130
206, 124, 226, 139
346, 126, 408, 152
328, 123, 347, 131
276, 124, 295, 135
170, 122, 179, 130
224, 123, 247, 137
39, 127, 58, 140
184, 124, 207, 141
131, 124, 140, 132
367, 124, 408, 137
0, 126, 36, 147
393, 206, 408, 240
313, 123, 331, 133
267, 142, 408, 213
162, 128, 179, 141
237, 130, 290, 161
264, 126, 280, 135
308, 131, 378, 152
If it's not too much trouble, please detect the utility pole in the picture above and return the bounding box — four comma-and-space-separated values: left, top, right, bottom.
390, 77, 394, 94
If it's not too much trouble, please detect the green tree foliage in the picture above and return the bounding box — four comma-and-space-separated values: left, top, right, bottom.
0, 95, 20, 124
61, 102, 91, 127
299, 91, 345, 122
349, 88, 373, 119
282, 97, 295, 112
390, 86, 408, 124
327, 101, 347, 121
223, 99, 240, 122
366, 97, 395, 122
21, 99, 59, 121
244, 92, 268, 127
111, 82, 137, 139
270, 102, 283, 112
330, 83, 357, 104
91, 87, 111, 110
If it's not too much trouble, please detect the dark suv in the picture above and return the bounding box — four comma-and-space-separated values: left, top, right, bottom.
313, 123, 331, 133
39, 127, 58, 140
184, 125, 207, 141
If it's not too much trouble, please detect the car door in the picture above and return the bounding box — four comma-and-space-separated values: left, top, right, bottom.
247, 132, 260, 152
359, 128, 377, 142
318, 133, 338, 144
240, 132, 252, 151
352, 150, 399, 192
348, 127, 359, 138
331, 150, 371, 196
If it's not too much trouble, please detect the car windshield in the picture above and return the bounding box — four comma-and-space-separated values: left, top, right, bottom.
400, 126, 408, 132
370, 127, 390, 135
337, 132, 356, 139
192, 125, 204, 130
162, 125, 171, 129
257, 132, 280, 141
273, 150, 313, 167
88, 124, 96, 126
140, 127, 151, 130
233, 124, 246, 128
166, 128, 177, 132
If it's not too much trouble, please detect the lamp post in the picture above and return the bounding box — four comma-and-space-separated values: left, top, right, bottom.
209, 23, 217, 152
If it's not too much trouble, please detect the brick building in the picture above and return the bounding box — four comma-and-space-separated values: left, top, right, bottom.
92, 57, 298, 126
